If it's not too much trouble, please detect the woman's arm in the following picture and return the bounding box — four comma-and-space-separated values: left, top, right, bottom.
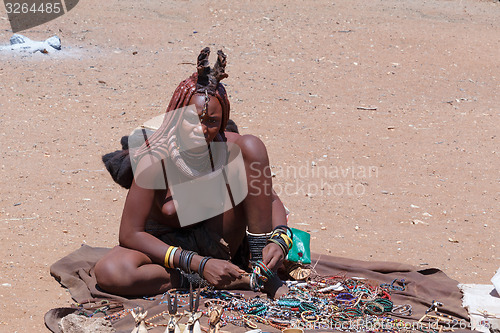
118, 179, 168, 264
271, 188, 287, 228
261, 189, 289, 270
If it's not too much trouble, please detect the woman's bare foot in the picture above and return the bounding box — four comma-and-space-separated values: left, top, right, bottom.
262, 274, 288, 299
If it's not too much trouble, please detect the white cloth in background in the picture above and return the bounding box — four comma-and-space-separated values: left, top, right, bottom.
0, 34, 61, 53
460, 271, 500, 333
493, 267, 500, 295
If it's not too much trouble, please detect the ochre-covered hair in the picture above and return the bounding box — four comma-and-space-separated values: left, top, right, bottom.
165, 47, 230, 137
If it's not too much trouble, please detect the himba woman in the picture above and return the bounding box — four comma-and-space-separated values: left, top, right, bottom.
95, 47, 292, 298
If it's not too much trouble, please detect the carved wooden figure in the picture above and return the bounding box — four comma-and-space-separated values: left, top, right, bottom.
163, 293, 184, 333
183, 311, 202, 333
208, 306, 223, 333
131, 309, 148, 333
182, 285, 203, 333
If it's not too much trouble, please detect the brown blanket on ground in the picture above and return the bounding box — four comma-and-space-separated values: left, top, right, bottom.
45, 245, 471, 332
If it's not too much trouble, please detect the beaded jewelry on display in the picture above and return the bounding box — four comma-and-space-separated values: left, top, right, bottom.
97, 275, 462, 333
249, 260, 275, 292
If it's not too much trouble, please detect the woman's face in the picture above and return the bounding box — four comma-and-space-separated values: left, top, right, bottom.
179, 93, 222, 149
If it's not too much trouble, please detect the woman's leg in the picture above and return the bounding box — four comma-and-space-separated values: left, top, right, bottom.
219, 135, 288, 298
214, 134, 289, 254
206, 134, 288, 257
94, 245, 180, 297
238, 135, 275, 233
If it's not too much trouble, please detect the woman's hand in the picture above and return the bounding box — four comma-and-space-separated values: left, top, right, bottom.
262, 242, 285, 271
202, 258, 245, 288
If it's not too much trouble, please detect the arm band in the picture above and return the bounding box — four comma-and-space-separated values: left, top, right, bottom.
164, 246, 175, 268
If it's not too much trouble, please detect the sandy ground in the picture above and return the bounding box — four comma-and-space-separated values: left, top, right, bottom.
0, 0, 499, 331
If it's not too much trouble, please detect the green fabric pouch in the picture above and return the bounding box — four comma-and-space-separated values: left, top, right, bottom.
287, 228, 311, 264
